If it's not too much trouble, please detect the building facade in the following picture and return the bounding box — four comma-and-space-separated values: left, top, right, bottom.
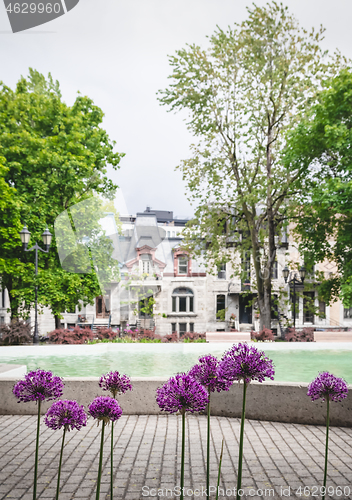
0, 207, 350, 336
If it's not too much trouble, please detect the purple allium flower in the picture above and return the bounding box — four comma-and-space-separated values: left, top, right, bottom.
13, 370, 64, 403
219, 343, 275, 385
188, 355, 232, 393
156, 373, 209, 414
44, 400, 87, 431
88, 396, 123, 425
99, 371, 132, 398
307, 372, 348, 402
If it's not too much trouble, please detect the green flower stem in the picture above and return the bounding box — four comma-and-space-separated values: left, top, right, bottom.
56, 427, 67, 500
110, 420, 114, 500
180, 410, 186, 500
206, 388, 211, 498
96, 421, 105, 500
215, 440, 224, 500
33, 399, 41, 500
322, 399, 330, 500
237, 382, 248, 500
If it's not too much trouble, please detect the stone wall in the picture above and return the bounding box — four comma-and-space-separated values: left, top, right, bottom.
1, 378, 351, 427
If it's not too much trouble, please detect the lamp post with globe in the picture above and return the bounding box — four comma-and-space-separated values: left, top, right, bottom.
282, 265, 306, 329
19, 226, 52, 344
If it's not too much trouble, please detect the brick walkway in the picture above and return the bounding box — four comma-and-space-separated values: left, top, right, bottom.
0, 415, 351, 500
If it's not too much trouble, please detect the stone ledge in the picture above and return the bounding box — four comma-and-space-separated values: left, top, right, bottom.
1, 377, 351, 427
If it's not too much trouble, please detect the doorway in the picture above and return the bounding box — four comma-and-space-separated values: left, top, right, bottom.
96, 291, 111, 318
239, 294, 252, 324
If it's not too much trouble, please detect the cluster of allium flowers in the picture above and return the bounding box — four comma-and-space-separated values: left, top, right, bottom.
307, 372, 348, 402
13, 370, 64, 403
219, 343, 275, 385
188, 355, 232, 393
44, 400, 87, 431
99, 371, 132, 398
88, 396, 123, 425
156, 373, 209, 414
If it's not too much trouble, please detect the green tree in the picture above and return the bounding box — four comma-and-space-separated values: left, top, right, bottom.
158, 2, 343, 329
0, 70, 123, 326
284, 69, 352, 307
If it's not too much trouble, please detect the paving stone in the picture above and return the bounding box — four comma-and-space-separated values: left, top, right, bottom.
0, 414, 351, 499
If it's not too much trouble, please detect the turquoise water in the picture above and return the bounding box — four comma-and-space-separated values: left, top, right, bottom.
0, 343, 351, 383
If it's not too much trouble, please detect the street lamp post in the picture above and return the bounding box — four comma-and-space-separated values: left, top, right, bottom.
19, 226, 52, 345
282, 265, 306, 329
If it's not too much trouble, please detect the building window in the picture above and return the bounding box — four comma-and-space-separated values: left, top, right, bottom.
344, 307, 352, 319
241, 252, 251, 283
178, 257, 188, 275
218, 263, 226, 279
271, 294, 278, 319
179, 323, 187, 336
171, 288, 194, 313
0, 316, 4, 324
319, 300, 326, 318
1, 289, 5, 308
271, 260, 278, 279
171, 323, 177, 333
303, 292, 315, 323
216, 294, 226, 320
189, 322, 194, 332
140, 254, 152, 275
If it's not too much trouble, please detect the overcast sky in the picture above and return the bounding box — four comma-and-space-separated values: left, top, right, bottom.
1, 0, 351, 218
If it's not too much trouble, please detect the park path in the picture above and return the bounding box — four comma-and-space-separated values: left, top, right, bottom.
0, 415, 351, 499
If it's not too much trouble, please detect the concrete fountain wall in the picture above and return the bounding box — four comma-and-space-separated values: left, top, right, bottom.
1, 377, 351, 427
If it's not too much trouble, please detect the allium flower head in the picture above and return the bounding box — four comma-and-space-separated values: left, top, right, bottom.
156, 373, 209, 414
88, 396, 123, 425
219, 343, 275, 385
13, 370, 64, 403
188, 355, 232, 393
99, 371, 132, 398
45, 400, 87, 431
307, 372, 348, 402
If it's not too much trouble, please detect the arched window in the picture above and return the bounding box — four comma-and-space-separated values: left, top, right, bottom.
172, 287, 194, 313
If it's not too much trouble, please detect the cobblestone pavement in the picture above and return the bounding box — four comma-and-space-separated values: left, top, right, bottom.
0, 415, 351, 500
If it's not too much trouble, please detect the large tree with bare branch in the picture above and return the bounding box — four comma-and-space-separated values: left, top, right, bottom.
158, 2, 344, 329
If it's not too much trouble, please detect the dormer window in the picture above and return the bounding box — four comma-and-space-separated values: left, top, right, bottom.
178, 257, 188, 275
140, 254, 152, 274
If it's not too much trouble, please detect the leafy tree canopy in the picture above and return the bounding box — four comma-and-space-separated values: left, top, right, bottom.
284, 69, 352, 307
0, 69, 124, 323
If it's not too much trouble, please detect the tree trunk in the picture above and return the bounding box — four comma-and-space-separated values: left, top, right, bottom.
54, 314, 62, 329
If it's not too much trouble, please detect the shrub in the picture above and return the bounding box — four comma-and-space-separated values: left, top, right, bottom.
285, 327, 314, 342
95, 327, 118, 341
251, 328, 275, 342
49, 326, 94, 344
163, 331, 179, 343
0, 319, 32, 345
181, 331, 206, 342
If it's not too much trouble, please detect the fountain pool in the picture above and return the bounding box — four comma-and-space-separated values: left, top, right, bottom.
0, 342, 351, 383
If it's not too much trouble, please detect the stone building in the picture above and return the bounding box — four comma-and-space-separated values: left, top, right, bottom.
0, 207, 350, 336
